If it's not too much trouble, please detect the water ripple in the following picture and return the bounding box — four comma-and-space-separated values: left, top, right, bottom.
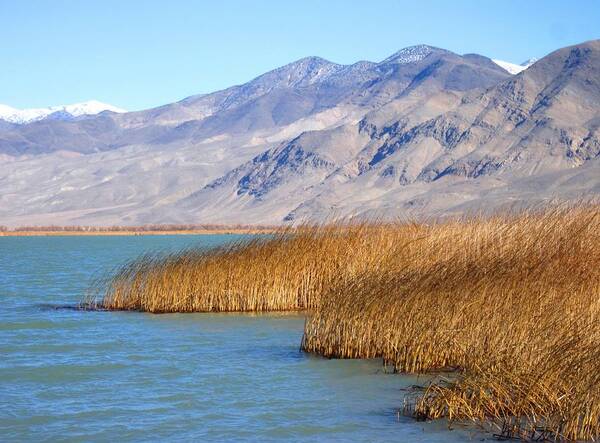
0, 235, 482, 442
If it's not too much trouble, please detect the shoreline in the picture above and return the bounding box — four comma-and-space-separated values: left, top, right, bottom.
0, 228, 276, 237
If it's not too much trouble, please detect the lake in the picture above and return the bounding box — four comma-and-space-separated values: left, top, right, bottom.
0, 235, 482, 442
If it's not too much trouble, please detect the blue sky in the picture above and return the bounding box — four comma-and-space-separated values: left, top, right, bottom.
1, 0, 598, 111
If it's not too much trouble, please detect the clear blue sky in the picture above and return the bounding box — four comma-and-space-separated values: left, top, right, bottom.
1, 0, 598, 111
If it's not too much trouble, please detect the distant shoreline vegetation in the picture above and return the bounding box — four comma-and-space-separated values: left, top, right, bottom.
0, 224, 276, 236
87, 205, 600, 441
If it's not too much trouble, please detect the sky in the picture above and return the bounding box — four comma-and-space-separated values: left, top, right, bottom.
1, 0, 599, 111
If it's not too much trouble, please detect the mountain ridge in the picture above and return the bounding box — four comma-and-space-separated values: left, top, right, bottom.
0, 100, 125, 124
0, 41, 598, 227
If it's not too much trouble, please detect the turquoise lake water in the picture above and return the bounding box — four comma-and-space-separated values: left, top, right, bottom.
0, 235, 484, 442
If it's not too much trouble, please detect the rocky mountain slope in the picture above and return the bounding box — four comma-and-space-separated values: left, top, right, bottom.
1, 41, 598, 226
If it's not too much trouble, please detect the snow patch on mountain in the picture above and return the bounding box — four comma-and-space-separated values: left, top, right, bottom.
0, 100, 126, 124
380, 45, 436, 65
492, 58, 536, 75
521, 58, 538, 67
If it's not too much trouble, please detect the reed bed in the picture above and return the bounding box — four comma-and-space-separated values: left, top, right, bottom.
302, 207, 600, 440
94, 223, 418, 312
95, 206, 600, 440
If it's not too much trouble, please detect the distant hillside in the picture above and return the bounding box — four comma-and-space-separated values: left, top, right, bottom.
1, 41, 598, 226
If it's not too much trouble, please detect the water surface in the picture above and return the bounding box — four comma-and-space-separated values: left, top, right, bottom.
0, 235, 483, 441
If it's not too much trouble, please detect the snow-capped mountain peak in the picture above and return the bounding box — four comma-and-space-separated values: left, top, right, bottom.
61, 100, 125, 117
380, 45, 437, 65
492, 57, 537, 75
521, 58, 538, 67
0, 100, 126, 124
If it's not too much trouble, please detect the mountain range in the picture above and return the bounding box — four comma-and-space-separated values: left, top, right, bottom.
0, 41, 599, 227
0, 101, 125, 125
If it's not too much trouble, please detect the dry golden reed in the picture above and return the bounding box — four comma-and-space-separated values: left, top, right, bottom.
93, 223, 415, 312
302, 207, 600, 441
94, 206, 600, 440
